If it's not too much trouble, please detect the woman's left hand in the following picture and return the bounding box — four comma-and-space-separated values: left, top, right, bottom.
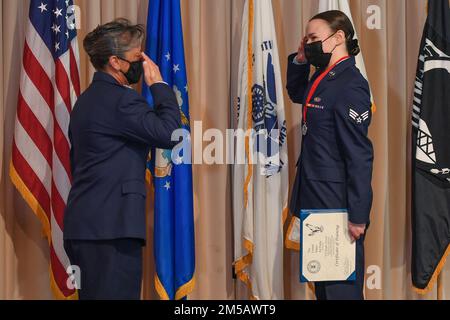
348, 222, 366, 242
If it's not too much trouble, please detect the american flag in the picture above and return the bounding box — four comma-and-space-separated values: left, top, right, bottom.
9, 0, 80, 299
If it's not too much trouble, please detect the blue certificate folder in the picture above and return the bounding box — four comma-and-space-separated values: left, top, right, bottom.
299, 209, 356, 283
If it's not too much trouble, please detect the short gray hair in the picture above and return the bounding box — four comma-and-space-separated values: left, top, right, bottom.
83, 18, 145, 70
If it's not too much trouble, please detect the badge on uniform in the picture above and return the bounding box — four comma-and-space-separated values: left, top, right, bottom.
302, 123, 308, 136
349, 108, 369, 124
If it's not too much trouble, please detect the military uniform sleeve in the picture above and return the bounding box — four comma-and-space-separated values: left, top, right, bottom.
115, 83, 182, 149
286, 52, 311, 104
68, 127, 75, 177
333, 80, 374, 225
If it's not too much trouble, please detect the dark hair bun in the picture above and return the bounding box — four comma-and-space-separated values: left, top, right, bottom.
348, 38, 360, 56
311, 11, 361, 57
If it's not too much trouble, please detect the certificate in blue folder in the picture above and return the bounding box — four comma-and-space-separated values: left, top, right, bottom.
300, 209, 356, 283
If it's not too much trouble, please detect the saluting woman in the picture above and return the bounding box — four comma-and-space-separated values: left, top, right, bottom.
63, 19, 181, 300
286, 10, 374, 300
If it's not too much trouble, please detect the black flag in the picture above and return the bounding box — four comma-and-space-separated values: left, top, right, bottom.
412, 0, 450, 293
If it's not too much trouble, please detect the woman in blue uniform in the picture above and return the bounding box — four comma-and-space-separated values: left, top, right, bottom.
286, 10, 374, 300
63, 19, 181, 300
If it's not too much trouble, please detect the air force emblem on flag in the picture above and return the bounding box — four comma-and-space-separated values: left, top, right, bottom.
349, 108, 370, 124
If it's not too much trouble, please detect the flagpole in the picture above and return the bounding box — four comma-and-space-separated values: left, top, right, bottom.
437, 273, 443, 300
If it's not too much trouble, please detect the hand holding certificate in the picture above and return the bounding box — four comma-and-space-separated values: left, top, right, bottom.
300, 210, 356, 283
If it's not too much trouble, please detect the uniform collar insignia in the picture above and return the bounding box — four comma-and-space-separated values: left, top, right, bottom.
326, 56, 356, 81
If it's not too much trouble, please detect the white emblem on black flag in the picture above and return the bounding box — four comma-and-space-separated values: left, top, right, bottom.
411, 0, 450, 294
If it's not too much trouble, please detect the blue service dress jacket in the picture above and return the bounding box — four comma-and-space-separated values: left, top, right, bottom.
63, 71, 182, 241
286, 53, 374, 225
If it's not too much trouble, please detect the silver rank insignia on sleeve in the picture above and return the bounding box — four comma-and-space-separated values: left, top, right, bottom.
349, 108, 370, 124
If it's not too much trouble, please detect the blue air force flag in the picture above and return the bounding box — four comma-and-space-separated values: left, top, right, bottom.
142, 0, 195, 300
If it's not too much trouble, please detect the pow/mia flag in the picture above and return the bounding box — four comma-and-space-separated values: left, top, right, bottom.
411, 0, 450, 293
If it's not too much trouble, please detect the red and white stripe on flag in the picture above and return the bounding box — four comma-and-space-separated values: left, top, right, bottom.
9, 0, 80, 299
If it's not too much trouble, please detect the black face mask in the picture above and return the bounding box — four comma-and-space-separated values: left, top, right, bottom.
117, 57, 144, 85
304, 32, 337, 69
